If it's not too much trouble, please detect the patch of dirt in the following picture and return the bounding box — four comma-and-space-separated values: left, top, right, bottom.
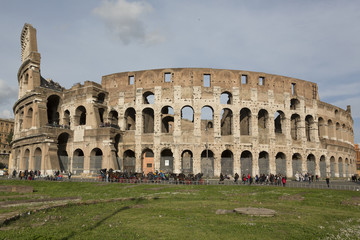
341, 196, 360, 206
234, 207, 276, 217
0, 185, 33, 193
131, 204, 145, 209
279, 193, 305, 201
176, 189, 199, 192
0, 196, 81, 208
216, 209, 235, 215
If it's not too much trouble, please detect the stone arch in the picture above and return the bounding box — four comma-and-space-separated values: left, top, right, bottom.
291, 114, 301, 140
306, 154, 316, 174
318, 117, 325, 138
201, 106, 214, 130
25, 107, 33, 129
275, 152, 286, 176
319, 155, 326, 177
23, 148, 30, 170
258, 151, 269, 175
221, 108, 233, 136
292, 153, 302, 176
90, 148, 103, 172
290, 98, 300, 110
345, 158, 349, 177
63, 110, 70, 127
240, 150, 252, 176
201, 149, 214, 177
161, 106, 174, 133
336, 122, 341, 140
160, 149, 174, 173
98, 108, 105, 125
125, 107, 136, 130
123, 150, 135, 173
47, 95, 61, 125
181, 150, 193, 174
220, 91, 232, 104
108, 110, 119, 126
75, 106, 86, 126
181, 106, 194, 131
58, 132, 70, 172
328, 120, 335, 139
97, 92, 105, 104
305, 115, 315, 142
73, 149, 84, 174
34, 147, 42, 171
274, 111, 285, 134
143, 91, 155, 104
338, 157, 343, 177
221, 150, 233, 175
330, 156, 336, 177
142, 108, 154, 133
142, 148, 154, 175
240, 108, 251, 135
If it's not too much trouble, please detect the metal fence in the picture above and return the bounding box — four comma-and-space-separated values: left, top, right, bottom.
221, 157, 233, 176
201, 157, 214, 177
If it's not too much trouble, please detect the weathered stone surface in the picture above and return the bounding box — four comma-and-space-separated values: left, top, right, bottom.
234, 207, 276, 217
216, 209, 234, 215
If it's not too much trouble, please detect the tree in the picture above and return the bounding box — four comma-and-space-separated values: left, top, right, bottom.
6, 131, 13, 146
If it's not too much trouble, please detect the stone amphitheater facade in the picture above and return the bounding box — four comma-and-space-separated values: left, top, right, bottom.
10, 23, 356, 178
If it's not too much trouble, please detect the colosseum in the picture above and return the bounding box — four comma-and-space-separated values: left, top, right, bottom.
10, 23, 356, 178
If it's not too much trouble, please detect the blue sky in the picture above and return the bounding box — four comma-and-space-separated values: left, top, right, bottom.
0, 0, 359, 143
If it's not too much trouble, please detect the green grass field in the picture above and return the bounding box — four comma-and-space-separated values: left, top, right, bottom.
0, 180, 359, 240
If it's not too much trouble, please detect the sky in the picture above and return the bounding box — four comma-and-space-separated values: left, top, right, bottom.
0, 0, 359, 142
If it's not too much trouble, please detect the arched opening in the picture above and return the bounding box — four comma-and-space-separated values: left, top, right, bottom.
345, 158, 349, 177
47, 95, 61, 125
125, 108, 136, 130
108, 110, 119, 126
320, 155, 326, 177
330, 156, 336, 177
305, 115, 314, 142
34, 148, 42, 171
142, 149, 154, 175
338, 157, 343, 177
240, 151, 252, 176
63, 110, 70, 127
220, 91, 232, 104
292, 153, 302, 176
181, 150, 193, 174
258, 151, 269, 175
25, 108, 33, 129
275, 152, 286, 176
160, 149, 173, 173
73, 149, 84, 174
142, 108, 154, 133
291, 114, 300, 140
336, 122, 341, 140
201, 149, 214, 177
328, 120, 335, 139
23, 149, 30, 170
274, 111, 285, 134
90, 148, 103, 172
318, 117, 325, 138
290, 98, 300, 110
75, 106, 86, 126
307, 154, 315, 174
201, 106, 214, 131
240, 108, 251, 135
258, 109, 269, 143
221, 108, 233, 136
58, 133, 70, 172
161, 106, 174, 133
221, 150, 233, 175
143, 91, 155, 104
98, 108, 105, 125
181, 106, 194, 131
97, 93, 105, 104
123, 150, 135, 173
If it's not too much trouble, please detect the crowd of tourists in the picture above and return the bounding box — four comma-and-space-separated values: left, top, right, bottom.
220, 172, 287, 186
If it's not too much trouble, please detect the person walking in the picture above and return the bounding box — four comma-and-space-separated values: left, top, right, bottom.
282, 176, 286, 187
326, 177, 330, 188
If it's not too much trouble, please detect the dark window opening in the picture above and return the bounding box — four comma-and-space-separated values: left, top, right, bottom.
259, 76, 265, 86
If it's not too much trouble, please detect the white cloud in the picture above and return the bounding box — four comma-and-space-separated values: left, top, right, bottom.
93, 0, 164, 45
0, 109, 13, 119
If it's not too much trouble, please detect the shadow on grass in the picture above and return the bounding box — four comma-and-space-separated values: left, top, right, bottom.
60, 198, 152, 240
